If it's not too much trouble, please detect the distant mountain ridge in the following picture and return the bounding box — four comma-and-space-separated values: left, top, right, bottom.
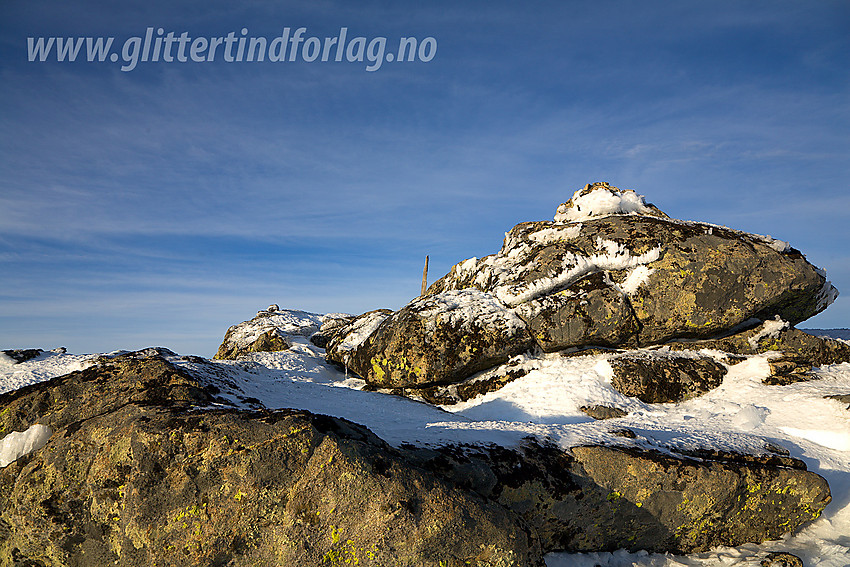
802, 328, 850, 340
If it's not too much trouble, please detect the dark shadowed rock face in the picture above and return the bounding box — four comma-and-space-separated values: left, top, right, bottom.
514, 272, 640, 352
761, 551, 804, 567
405, 441, 830, 554
327, 290, 534, 388
375, 361, 534, 406
0, 353, 544, 567
608, 351, 728, 403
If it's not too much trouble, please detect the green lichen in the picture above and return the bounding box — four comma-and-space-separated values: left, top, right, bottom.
370, 355, 423, 384
322, 526, 379, 566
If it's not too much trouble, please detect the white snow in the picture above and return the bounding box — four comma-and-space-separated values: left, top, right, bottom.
455, 256, 480, 280
415, 289, 527, 334
0, 424, 53, 468
780, 426, 850, 452
529, 224, 583, 244
620, 265, 655, 295
0, 348, 95, 395
555, 187, 654, 222
748, 316, 790, 349
496, 239, 662, 306
3, 315, 850, 565
751, 233, 791, 253
446, 223, 665, 310
815, 267, 840, 312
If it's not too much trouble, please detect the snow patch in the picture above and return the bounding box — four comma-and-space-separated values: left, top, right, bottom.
0, 424, 53, 468
751, 233, 791, 253
0, 349, 94, 395
780, 427, 850, 452
620, 265, 655, 295
731, 404, 770, 430
555, 188, 653, 222
496, 239, 662, 306
416, 289, 526, 334
451, 256, 480, 281
815, 267, 840, 312
529, 225, 582, 244
334, 311, 390, 353
748, 316, 790, 349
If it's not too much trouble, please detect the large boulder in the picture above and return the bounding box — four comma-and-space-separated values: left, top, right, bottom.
0, 351, 544, 567
429, 183, 836, 348
326, 290, 534, 388
324, 183, 836, 391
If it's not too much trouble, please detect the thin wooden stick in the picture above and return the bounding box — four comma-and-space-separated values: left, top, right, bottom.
421, 255, 429, 296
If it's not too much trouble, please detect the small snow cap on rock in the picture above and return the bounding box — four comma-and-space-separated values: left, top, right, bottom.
267, 304, 280, 313
555, 182, 668, 223
0, 424, 52, 468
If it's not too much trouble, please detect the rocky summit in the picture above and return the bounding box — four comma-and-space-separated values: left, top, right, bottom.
2, 182, 849, 566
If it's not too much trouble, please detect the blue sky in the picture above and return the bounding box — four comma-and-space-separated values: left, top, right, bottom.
1, 1, 848, 357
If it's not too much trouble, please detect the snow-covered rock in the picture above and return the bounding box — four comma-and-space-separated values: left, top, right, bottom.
553, 182, 668, 222
0, 423, 52, 468
326, 289, 534, 388
214, 308, 328, 359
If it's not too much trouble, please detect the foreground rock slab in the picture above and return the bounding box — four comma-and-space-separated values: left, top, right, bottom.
0, 352, 543, 567
0, 349, 833, 562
